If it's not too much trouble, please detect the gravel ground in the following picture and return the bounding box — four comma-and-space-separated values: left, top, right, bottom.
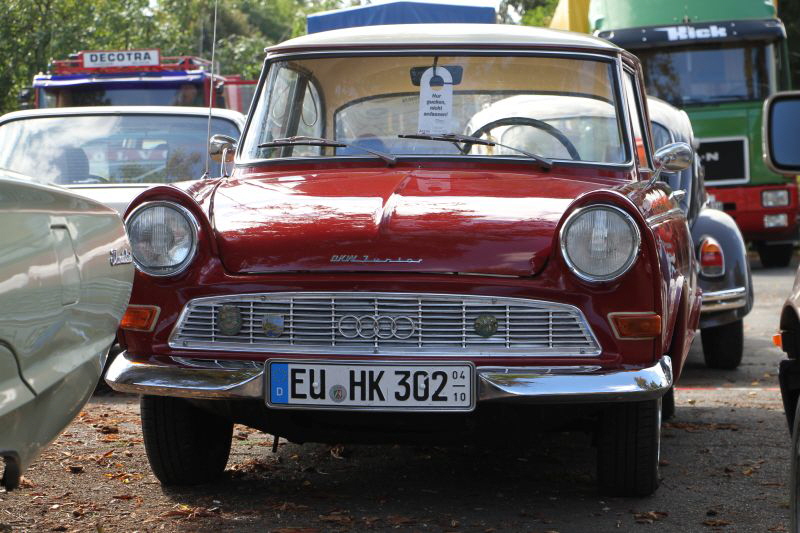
0, 257, 795, 533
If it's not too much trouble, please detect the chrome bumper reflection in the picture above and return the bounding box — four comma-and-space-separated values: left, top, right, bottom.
701, 287, 747, 313
106, 353, 672, 404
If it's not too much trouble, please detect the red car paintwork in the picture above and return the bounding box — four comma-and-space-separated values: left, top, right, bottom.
707, 183, 798, 241
122, 152, 700, 380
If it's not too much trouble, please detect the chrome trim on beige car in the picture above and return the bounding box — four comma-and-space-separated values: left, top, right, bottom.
106, 352, 672, 403
701, 287, 748, 313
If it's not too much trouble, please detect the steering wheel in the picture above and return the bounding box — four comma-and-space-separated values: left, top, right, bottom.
466, 117, 581, 161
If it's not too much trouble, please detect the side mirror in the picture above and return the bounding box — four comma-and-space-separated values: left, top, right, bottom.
209, 134, 237, 163
650, 142, 693, 184
763, 91, 800, 175
654, 142, 693, 171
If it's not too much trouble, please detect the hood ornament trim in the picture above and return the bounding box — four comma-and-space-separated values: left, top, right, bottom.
330, 254, 422, 264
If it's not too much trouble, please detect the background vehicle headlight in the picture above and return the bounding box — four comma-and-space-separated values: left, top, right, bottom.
560, 205, 640, 282
762, 189, 789, 207
126, 202, 198, 276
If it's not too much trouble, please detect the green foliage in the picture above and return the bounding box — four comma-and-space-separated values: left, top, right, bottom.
500, 0, 558, 26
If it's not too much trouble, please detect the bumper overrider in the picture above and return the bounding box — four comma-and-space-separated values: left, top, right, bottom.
700, 287, 747, 314
105, 353, 673, 405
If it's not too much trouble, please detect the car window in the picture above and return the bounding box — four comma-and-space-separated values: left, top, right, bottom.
622, 71, 651, 168
0, 114, 240, 185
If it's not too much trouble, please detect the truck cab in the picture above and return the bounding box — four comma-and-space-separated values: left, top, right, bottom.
21, 49, 256, 114
591, 0, 795, 266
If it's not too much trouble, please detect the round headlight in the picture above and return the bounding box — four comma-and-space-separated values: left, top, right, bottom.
560, 205, 640, 282
126, 202, 198, 277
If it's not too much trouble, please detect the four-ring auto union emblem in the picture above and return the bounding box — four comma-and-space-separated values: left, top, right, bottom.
338, 315, 417, 340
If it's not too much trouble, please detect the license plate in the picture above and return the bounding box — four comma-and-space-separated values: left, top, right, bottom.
266, 360, 475, 411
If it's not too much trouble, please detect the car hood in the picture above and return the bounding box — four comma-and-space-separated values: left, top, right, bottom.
67, 184, 152, 216
212, 167, 615, 277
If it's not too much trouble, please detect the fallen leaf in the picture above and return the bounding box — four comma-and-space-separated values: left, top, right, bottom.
703, 519, 732, 527
330, 445, 346, 459
318, 511, 352, 524
98, 425, 119, 434
387, 515, 415, 526
269, 502, 310, 512
112, 495, 134, 500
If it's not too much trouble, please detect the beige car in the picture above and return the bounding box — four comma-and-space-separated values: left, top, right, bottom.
0, 170, 133, 490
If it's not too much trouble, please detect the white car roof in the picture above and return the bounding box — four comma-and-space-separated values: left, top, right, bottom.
0, 106, 246, 129
268, 23, 620, 54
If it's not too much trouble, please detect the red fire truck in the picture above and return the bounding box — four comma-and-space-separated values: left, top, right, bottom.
19, 49, 256, 113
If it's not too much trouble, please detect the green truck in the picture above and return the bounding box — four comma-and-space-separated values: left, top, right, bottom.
589, 0, 795, 266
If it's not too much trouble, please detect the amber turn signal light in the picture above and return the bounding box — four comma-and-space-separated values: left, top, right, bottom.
120, 305, 160, 332
773, 333, 783, 349
609, 313, 662, 339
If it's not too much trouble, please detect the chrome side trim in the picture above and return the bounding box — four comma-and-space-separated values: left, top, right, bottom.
105, 352, 672, 404
701, 287, 747, 313
646, 207, 684, 226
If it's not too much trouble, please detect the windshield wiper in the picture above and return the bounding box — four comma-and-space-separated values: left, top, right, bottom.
258, 136, 396, 166
398, 133, 552, 170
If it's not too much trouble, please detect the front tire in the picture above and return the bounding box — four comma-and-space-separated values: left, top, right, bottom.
758, 243, 794, 268
701, 319, 744, 370
141, 395, 233, 485
661, 387, 675, 421
596, 400, 661, 496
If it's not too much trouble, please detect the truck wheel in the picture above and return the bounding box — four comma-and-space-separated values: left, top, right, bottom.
758, 243, 794, 268
141, 395, 233, 485
661, 387, 675, 421
701, 319, 744, 370
596, 400, 661, 496
791, 398, 800, 532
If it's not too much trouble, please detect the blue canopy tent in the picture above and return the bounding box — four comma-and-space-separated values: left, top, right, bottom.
307, 1, 496, 34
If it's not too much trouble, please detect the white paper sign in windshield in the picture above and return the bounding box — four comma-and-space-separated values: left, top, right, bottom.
83, 50, 160, 69
417, 67, 454, 135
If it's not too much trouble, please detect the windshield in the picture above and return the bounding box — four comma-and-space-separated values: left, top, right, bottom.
40, 83, 205, 107
242, 54, 627, 165
0, 114, 240, 185
637, 43, 774, 106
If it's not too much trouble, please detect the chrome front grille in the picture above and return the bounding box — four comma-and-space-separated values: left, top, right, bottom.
168, 292, 600, 357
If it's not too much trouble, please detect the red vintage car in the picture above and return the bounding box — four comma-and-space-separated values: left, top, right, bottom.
106, 24, 701, 496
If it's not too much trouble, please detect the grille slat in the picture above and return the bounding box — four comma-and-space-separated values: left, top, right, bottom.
168, 292, 600, 357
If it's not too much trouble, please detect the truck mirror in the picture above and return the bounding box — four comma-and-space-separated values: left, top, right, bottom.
17, 87, 33, 109
764, 91, 800, 175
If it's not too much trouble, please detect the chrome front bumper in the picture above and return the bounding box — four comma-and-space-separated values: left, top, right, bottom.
701, 287, 747, 313
106, 353, 672, 405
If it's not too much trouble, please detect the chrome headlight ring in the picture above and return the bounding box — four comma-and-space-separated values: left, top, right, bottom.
559, 204, 641, 283
125, 201, 199, 277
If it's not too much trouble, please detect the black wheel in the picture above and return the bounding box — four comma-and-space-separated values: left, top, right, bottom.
701, 319, 744, 370
791, 398, 800, 532
596, 400, 661, 496
758, 243, 794, 268
661, 387, 675, 421
141, 395, 233, 485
